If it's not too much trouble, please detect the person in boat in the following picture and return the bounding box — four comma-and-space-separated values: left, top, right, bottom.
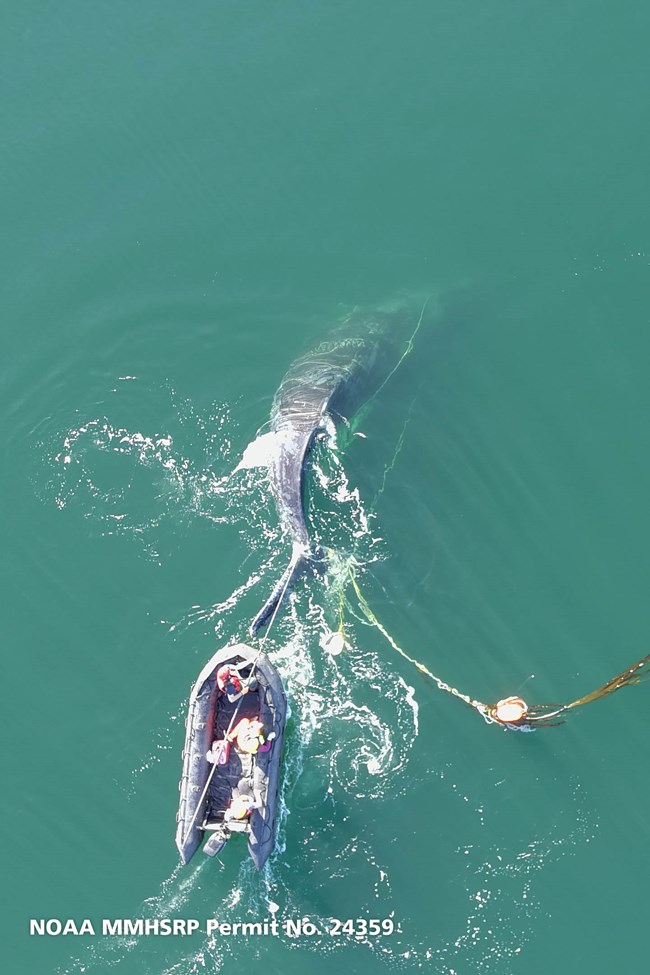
228, 716, 275, 754
225, 793, 261, 822
215, 664, 245, 702
206, 718, 276, 764
224, 781, 261, 823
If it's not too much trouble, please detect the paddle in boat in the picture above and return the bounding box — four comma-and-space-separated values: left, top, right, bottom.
175, 643, 286, 869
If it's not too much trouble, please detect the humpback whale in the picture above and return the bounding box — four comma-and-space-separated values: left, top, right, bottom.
238, 303, 427, 635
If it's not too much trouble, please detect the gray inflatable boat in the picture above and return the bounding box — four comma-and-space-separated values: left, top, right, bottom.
175, 643, 286, 870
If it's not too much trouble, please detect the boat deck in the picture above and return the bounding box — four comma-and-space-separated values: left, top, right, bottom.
205, 688, 262, 822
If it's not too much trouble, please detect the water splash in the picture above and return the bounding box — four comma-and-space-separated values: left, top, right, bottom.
45, 381, 240, 562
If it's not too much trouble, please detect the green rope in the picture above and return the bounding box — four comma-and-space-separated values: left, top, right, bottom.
368, 297, 430, 406
347, 570, 488, 718
345, 568, 650, 729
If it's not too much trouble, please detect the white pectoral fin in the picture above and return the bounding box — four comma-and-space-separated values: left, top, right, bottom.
234, 431, 283, 471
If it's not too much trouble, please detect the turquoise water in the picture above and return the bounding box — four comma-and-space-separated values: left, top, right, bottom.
3, 2, 650, 973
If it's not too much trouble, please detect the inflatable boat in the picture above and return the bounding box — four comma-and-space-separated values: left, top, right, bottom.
175, 643, 286, 869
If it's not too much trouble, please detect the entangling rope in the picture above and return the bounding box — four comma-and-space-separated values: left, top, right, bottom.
344, 564, 650, 730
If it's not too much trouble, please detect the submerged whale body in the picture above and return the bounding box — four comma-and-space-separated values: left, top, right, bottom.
239, 302, 427, 634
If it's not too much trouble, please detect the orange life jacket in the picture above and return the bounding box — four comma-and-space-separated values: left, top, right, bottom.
228, 794, 254, 820
229, 717, 265, 754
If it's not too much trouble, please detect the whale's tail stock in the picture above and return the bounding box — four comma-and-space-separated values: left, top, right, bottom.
249, 543, 325, 636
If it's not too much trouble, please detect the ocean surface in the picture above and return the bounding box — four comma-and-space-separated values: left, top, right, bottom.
3, 2, 650, 973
